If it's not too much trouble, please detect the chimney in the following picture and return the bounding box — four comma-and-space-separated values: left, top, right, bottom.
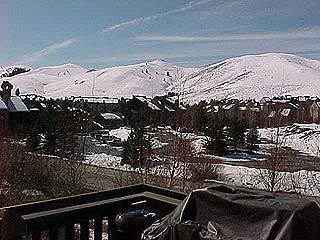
1, 81, 13, 104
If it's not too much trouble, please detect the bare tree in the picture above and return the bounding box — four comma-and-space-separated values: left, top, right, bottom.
259, 125, 289, 192
282, 151, 320, 205
112, 169, 143, 188
0, 139, 87, 206
172, 68, 188, 104
154, 130, 194, 190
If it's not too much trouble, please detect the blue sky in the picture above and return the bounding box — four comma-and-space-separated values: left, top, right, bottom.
1, 0, 320, 69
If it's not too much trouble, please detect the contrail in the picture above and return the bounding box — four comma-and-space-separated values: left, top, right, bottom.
101, 0, 213, 34
15, 38, 77, 65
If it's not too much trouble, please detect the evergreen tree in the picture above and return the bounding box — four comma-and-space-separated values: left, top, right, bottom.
227, 118, 246, 151
122, 128, 152, 168
26, 131, 41, 152
246, 126, 260, 152
43, 130, 57, 155
205, 120, 216, 154
192, 102, 208, 133
122, 131, 139, 165
57, 130, 79, 159
205, 120, 227, 156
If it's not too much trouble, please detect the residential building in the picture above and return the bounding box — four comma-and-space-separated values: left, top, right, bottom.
310, 100, 320, 123
0, 81, 30, 134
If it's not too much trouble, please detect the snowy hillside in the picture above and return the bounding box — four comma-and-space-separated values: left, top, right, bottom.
3, 53, 320, 102
182, 53, 320, 104
0, 66, 31, 78
1, 60, 194, 98
1, 64, 87, 95
46, 59, 195, 98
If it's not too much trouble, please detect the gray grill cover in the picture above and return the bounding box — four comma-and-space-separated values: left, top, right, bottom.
142, 185, 320, 240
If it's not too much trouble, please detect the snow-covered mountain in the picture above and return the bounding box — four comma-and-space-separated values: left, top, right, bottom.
2, 53, 320, 102
45, 59, 195, 98
0, 64, 88, 95
0, 66, 31, 78
1, 60, 195, 98
182, 53, 320, 103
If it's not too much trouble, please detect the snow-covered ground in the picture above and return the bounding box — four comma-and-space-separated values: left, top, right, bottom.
86, 151, 320, 197
85, 153, 132, 171
86, 124, 320, 197
260, 123, 320, 157
109, 127, 131, 141
219, 163, 320, 197
164, 127, 208, 153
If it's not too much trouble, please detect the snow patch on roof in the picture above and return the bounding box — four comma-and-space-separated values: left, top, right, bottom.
101, 112, 122, 120
268, 111, 276, 118
250, 107, 260, 112
223, 104, 236, 110
289, 103, 299, 109
0, 99, 8, 110
135, 96, 161, 110
280, 108, 291, 117
7, 96, 29, 112
213, 106, 219, 112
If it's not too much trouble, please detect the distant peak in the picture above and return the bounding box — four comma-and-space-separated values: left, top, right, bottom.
150, 59, 167, 64
0, 65, 31, 69
36, 63, 83, 69
255, 52, 292, 57
0, 65, 31, 78
59, 63, 82, 68
243, 52, 307, 60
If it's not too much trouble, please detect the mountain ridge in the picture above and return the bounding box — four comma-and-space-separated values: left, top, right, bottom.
181, 53, 320, 103
0, 66, 31, 78
1, 53, 320, 103
1, 60, 195, 98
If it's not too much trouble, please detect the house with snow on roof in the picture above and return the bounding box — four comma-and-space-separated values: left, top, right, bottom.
260, 97, 305, 127
115, 95, 187, 127
115, 95, 162, 127
0, 81, 30, 134
0, 96, 9, 135
96, 112, 124, 129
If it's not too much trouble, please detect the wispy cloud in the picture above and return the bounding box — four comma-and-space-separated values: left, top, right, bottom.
15, 38, 77, 65
134, 27, 320, 42
80, 51, 244, 64
80, 38, 320, 66
101, 0, 213, 33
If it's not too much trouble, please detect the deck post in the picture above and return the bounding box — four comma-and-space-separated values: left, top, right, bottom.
49, 227, 59, 240
80, 220, 89, 240
94, 217, 103, 240
65, 224, 75, 240
32, 231, 41, 240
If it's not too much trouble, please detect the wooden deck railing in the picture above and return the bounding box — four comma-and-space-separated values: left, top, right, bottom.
0, 184, 186, 240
